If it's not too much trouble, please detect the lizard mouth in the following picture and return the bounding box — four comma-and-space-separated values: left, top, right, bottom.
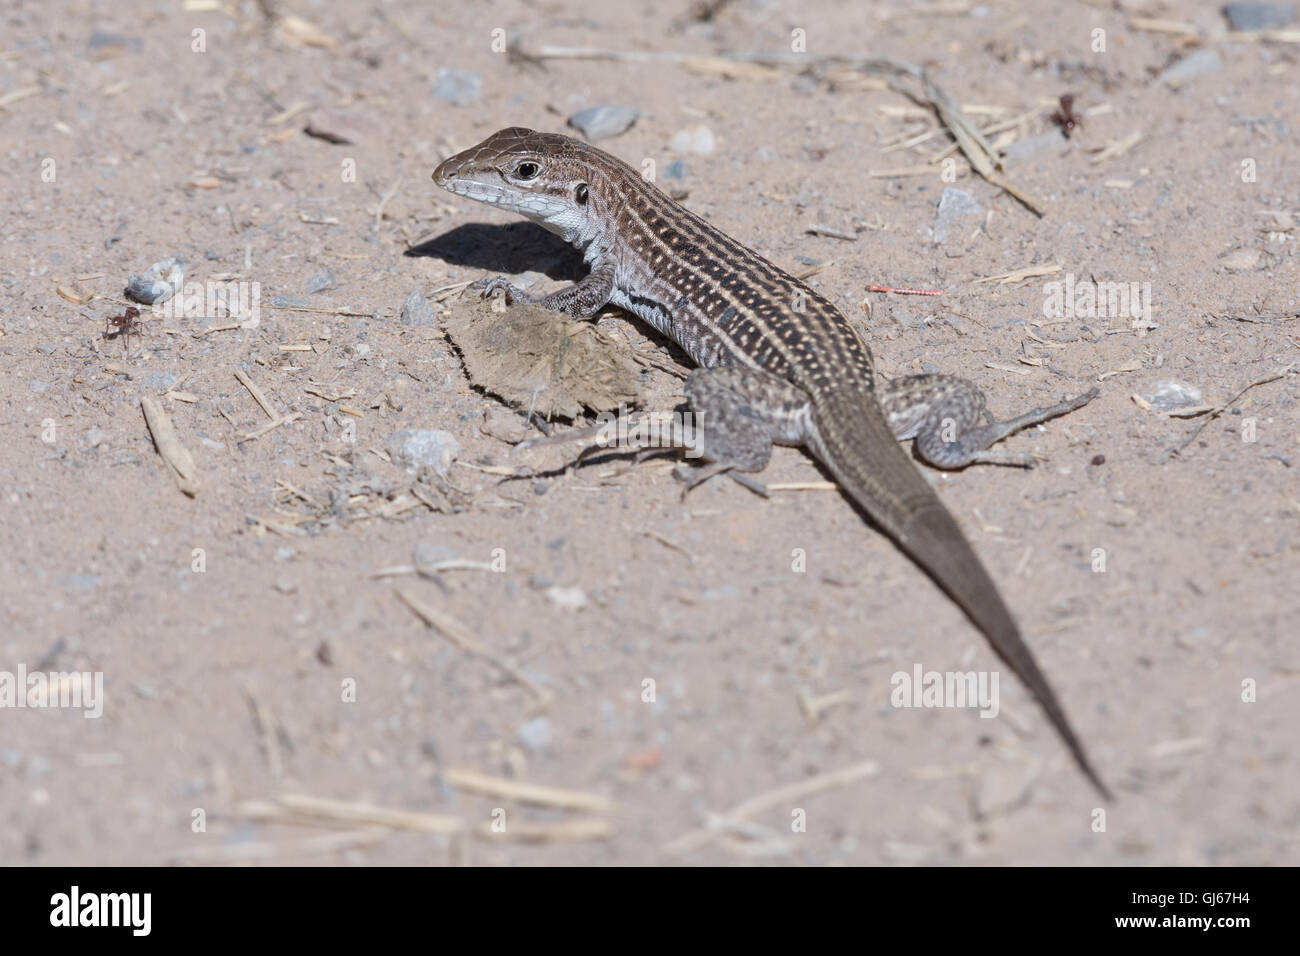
439, 178, 513, 205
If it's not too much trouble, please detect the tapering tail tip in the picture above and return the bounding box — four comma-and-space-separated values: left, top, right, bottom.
1077, 747, 1114, 802
895, 503, 1115, 801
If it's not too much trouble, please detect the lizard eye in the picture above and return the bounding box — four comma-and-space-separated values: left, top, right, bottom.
515, 161, 540, 180
575, 183, 589, 205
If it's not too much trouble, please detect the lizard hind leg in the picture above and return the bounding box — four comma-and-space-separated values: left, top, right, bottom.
677, 366, 815, 493
878, 373, 1099, 469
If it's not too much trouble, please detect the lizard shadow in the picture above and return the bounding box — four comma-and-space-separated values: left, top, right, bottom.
407, 221, 694, 367
405, 222, 583, 281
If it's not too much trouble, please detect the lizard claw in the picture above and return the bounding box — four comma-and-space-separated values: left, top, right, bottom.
674, 461, 733, 500
465, 275, 535, 308
672, 461, 770, 499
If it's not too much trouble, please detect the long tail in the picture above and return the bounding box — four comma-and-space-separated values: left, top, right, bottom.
809, 393, 1112, 799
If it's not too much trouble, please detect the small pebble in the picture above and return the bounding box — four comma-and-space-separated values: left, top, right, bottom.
934, 187, 983, 244
87, 29, 141, 56
669, 125, 716, 155
1158, 49, 1223, 86
126, 257, 184, 305
516, 716, 553, 753
1223, 2, 1296, 31
59, 574, 100, 593
400, 289, 437, 327
413, 542, 458, 567
434, 68, 481, 105
1221, 249, 1260, 272
545, 586, 588, 610
305, 271, 335, 294
143, 371, 178, 390
568, 105, 639, 141
1140, 380, 1204, 412
386, 429, 460, 476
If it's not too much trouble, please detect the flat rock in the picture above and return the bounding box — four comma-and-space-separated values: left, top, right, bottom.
434, 68, 481, 105
305, 271, 335, 294
1223, 2, 1296, 30
1220, 248, 1261, 271
1159, 49, 1223, 87
1140, 379, 1204, 412
669, 125, 716, 155
568, 105, 639, 141
385, 429, 460, 475
400, 289, 437, 327
934, 187, 983, 244
126, 257, 184, 305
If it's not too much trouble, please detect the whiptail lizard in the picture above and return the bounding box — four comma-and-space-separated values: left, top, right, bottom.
433, 127, 1110, 798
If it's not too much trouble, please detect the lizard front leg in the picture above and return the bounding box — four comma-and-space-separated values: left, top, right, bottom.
877, 373, 1098, 469
469, 260, 617, 318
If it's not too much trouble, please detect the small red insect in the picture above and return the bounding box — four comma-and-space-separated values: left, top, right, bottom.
1053, 94, 1081, 138
104, 306, 143, 353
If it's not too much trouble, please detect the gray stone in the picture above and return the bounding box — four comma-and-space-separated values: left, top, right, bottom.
1223, 2, 1295, 30
1141, 380, 1204, 412
434, 68, 481, 105
568, 105, 639, 141
88, 30, 141, 55
545, 586, 588, 610
516, 716, 553, 753
143, 371, 178, 390
270, 294, 310, 308
386, 429, 460, 475
126, 257, 184, 305
413, 542, 458, 567
669, 125, 716, 155
59, 574, 100, 593
1002, 131, 1065, 168
934, 187, 983, 243
400, 289, 437, 327
305, 271, 335, 294
1159, 49, 1223, 86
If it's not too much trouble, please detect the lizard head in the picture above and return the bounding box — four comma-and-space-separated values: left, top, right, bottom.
433, 127, 615, 247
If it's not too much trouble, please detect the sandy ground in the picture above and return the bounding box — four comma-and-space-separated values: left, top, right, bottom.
1, 0, 1296, 866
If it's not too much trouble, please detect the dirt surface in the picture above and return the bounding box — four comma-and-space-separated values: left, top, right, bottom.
1, 0, 1296, 866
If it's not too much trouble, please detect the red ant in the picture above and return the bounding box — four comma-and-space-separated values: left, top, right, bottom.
1053, 94, 1081, 138
103, 306, 144, 354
